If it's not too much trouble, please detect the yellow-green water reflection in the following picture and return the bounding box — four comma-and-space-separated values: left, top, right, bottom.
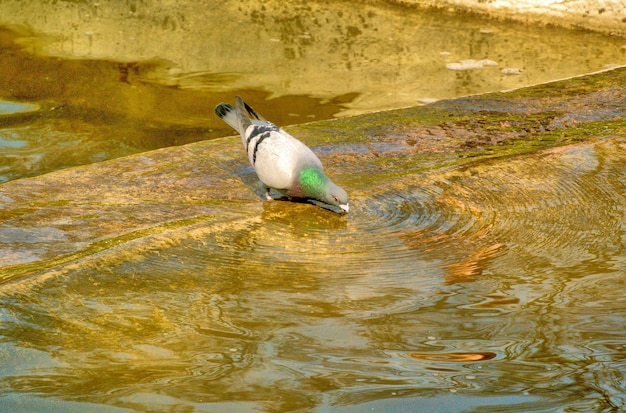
1, 1, 625, 411
1, 139, 624, 412
1, 0, 626, 183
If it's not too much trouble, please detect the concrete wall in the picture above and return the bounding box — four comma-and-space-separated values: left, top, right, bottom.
393, 0, 626, 35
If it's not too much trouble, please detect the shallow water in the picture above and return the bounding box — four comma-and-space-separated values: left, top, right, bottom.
0, 138, 624, 412
0, 1, 625, 412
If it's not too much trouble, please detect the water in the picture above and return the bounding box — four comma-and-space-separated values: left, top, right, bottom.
1, 129, 624, 410
0, 1, 625, 411
1, 0, 626, 183
0, 137, 624, 412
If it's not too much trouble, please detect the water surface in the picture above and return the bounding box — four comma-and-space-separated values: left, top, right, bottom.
1, 137, 624, 412
1, 0, 626, 182
0, 1, 625, 412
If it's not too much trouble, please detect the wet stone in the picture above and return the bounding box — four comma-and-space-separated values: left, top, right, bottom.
0, 68, 624, 413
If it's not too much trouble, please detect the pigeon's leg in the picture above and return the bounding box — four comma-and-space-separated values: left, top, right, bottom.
263, 185, 273, 201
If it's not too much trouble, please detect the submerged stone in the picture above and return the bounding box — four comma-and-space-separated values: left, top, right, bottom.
0, 67, 625, 286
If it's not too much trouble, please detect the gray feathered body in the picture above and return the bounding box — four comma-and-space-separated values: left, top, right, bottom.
215, 98, 322, 196
215, 97, 349, 212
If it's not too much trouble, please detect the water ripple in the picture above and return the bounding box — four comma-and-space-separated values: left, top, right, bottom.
0, 141, 624, 412
453, 141, 624, 271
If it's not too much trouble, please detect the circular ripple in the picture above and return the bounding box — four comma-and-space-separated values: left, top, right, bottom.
458, 142, 625, 271
355, 186, 496, 260
61, 141, 622, 291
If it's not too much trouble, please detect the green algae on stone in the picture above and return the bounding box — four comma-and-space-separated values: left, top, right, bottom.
287, 67, 626, 188
1, 68, 626, 286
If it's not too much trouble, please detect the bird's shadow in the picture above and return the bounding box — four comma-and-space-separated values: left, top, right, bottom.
240, 172, 347, 215
272, 194, 346, 215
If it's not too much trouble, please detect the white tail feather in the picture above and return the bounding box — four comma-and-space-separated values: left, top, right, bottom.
214, 103, 242, 134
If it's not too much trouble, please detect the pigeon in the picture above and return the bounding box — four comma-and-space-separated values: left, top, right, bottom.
214, 97, 349, 213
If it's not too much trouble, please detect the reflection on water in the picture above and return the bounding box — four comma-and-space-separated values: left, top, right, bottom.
0, 139, 624, 412
409, 352, 498, 362
2, 1, 625, 114
0, 1, 625, 411
1, 0, 626, 182
0, 121, 134, 184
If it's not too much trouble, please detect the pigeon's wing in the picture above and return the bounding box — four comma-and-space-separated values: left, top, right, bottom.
236, 96, 267, 124
214, 96, 266, 132
246, 126, 323, 191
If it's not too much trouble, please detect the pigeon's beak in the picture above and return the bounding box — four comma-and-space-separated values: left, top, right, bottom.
339, 203, 350, 213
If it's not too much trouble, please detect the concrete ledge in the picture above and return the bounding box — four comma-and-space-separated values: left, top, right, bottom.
392, 0, 626, 35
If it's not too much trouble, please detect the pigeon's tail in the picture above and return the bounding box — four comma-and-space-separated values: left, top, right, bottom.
215, 97, 266, 135
215, 102, 241, 133
235, 96, 267, 132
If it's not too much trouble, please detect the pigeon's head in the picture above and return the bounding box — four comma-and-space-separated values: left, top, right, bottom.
300, 167, 349, 213
324, 181, 349, 213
